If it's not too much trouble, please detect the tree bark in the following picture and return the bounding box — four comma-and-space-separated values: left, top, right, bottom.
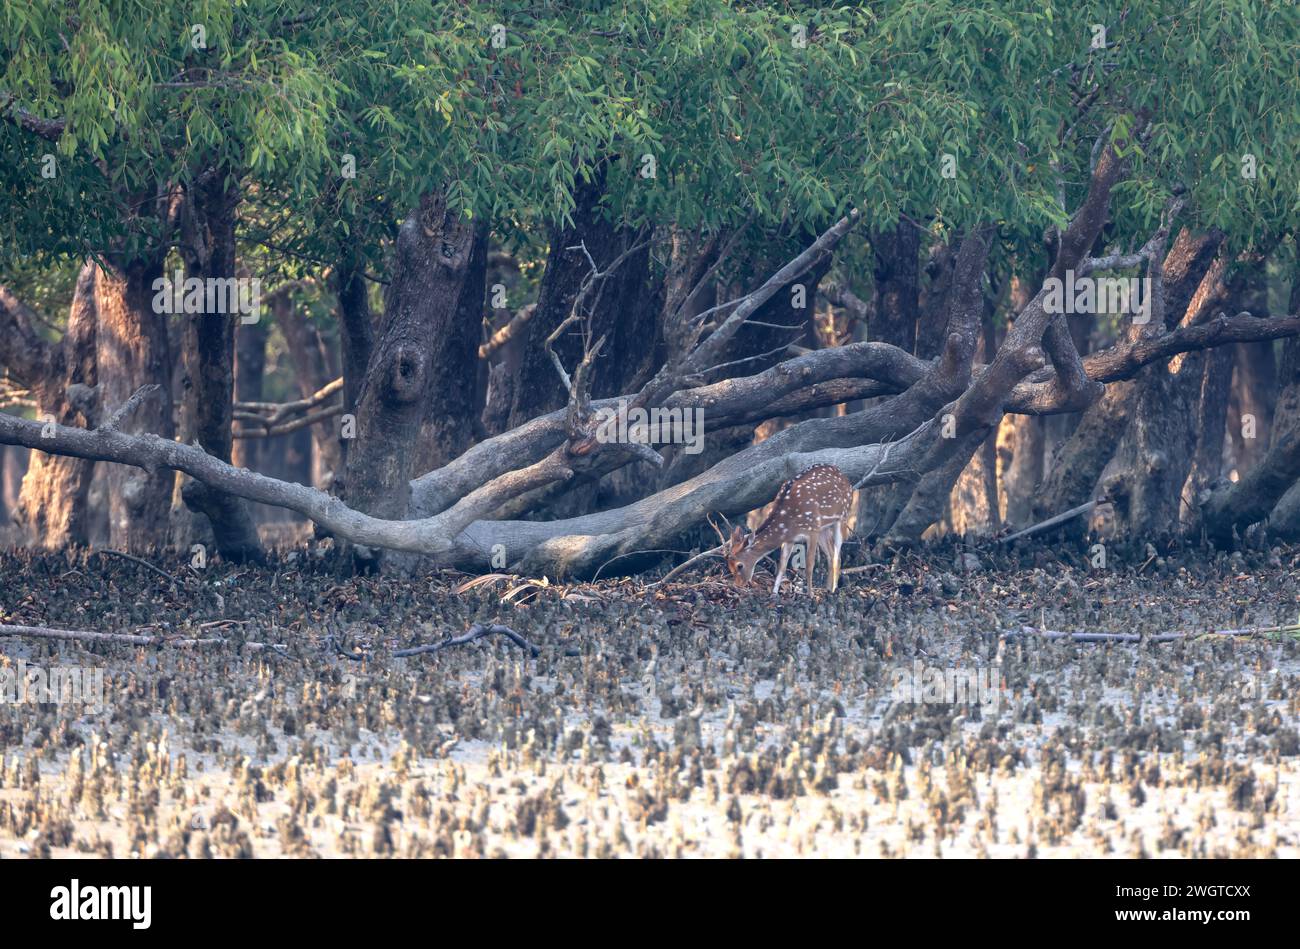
1181, 343, 1234, 531
344, 189, 480, 523
996, 266, 1046, 526
93, 257, 174, 552
176, 170, 262, 562
334, 259, 374, 438
874, 225, 997, 539
996, 412, 1044, 527
1227, 340, 1275, 474
946, 298, 1002, 536
1203, 274, 1300, 542
1, 447, 24, 524
1034, 381, 1134, 536
915, 240, 955, 360
870, 216, 920, 353
6, 264, 98, 546
1126, 239, 1229, 541
1032, 228, 1225, 529
860, 228, 942, 534
414, 221, 488, 472
888, 427, 990, 544
507, 167, 652, 429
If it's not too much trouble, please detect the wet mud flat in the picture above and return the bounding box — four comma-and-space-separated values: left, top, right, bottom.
0, 543, 1297, 858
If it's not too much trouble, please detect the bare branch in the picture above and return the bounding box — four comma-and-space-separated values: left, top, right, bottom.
392, 623, 542, 658
0, 93, 67, 141
100, 384, 163, 433
479, 303, 537, 359
995, 499, 1099, 544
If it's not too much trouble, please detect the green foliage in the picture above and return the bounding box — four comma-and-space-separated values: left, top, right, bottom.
1, 0, 1297, 278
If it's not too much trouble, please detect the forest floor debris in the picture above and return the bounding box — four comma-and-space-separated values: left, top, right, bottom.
0, 542, 1297, 857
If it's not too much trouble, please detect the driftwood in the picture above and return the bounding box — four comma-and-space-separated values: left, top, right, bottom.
0, 622, 289, 654
329, 623, 582, 660
392, 623, 547, 658
995, 625, 1293, 644
91, 548, 178, 585
652, 546, 726, 586
995, 500, 1100, 544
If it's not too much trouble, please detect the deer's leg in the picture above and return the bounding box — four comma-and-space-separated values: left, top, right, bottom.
797, 536, 815, 595
830, 521, 844, 592
773, 543, 792, 596
816, 527, 834, 592
817, 530, 833, 575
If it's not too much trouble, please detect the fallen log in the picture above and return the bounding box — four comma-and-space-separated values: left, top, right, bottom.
993, 624, 1295, 644
0, 622, 290, 654
392, 623, 544, 658
995, 500, 1100, 544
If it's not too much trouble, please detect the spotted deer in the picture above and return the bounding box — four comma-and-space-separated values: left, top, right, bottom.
723, 464, 855, 595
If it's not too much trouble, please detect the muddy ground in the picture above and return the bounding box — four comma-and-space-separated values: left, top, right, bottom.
0, 539, 1297, 858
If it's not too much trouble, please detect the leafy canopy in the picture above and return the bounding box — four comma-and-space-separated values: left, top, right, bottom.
1, 0, 1296, 272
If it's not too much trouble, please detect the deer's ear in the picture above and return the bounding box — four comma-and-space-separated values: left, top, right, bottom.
729, 526, 745, 547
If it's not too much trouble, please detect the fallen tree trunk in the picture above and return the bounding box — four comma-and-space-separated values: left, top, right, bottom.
0, 395, 931, 572
6, 293, 1299, 575
0, 622, 288, 654
995, 625, 1285, 644
5, 286, 1299, 575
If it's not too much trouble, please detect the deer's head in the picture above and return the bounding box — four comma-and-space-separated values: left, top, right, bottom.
723, 525, 762, 586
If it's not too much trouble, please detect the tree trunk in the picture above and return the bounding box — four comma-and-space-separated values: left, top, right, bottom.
1125, 238, 1230, 541
915, 240, 955, 359
507, 167, 643, 429
1126, 357, 1203, 540
414, 221, 488, 472
344, 189, 480, 523
996, 412, 1042, 527
1181, 343, 1234, 531
868, 227, 995, 539
887, 427, 990, 545
93, 258, 174, 552
1263, 476, 1300, 540
947, 298, 1002, 536
176, 171, 262, 562
870, 216, 920, 353
1227, 340, 1275, 475
1033, 229, 1225, 532
1033, 381, 1134, 536
1, 447, 25, 524
502, 170, 657, 518
727, 235, 831, 367
859, 225, 929, 534
12, 263, 99, 547
1203, 274, 1300, 542
334, 259, 374, 463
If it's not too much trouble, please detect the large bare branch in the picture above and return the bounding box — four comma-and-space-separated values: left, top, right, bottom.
0, 93, 67, 141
